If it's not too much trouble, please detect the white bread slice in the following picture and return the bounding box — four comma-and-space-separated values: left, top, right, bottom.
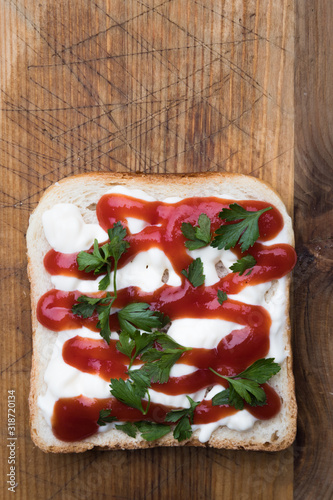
26, 172, 297, 453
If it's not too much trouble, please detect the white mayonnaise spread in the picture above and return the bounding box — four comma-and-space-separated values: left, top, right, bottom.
192, 385, 258, 443
39, 187, 289, 441
50, 247, 181, 293
42, 203, 108, 253
167, 318, 243, 349
188, 246, 238, 286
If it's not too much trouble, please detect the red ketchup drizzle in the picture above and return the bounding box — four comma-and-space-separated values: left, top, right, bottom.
38, 195, 296, 442
62, 324, 269, 386
52, 386, 281, 442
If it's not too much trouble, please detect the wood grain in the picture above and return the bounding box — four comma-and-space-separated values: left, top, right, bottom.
0, 0, 330, 498
293, 1, 333, 499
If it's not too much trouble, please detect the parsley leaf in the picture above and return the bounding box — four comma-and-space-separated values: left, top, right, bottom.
210, 387, 232, 407
116, 421, 170, 441
154, 333, 186, 351
98, 273, 111, 292
97, 409, 117, 426
181, 213, 212, 250
127, 367, 152, 390
115, 422, 137, 438
237, 357, 281, 383
211, 203, 272, 252
109, 376, 150, 414
135, 421, 170, 441
72, 293, 113, 343
72, 295, 108, 318
209, 358, 280, 410
77, 240, 106, 274
116, 330, 190, 372
96, 301, 113, 343
107, 223, 130, 262
118, 302, 167, 335
77, 222, 129, 291
226, 378, 266, 406
142, 348, 187, 384
73, 222, 131, 342
181, 257, 205, 287
172, 416, 193, 441
165, 396, 200, 441
217, 290, 228, 304
73, 298, 167, 345
116, 330, 136, 360
127, 330, 157, 363
110, 332, 191, 414
109, 333, 189, 415
229, 255, 257, 276
214, 386, 245, 410
140, 335, 191, 384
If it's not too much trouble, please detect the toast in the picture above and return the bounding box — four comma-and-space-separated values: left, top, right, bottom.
27, 172, 297, 452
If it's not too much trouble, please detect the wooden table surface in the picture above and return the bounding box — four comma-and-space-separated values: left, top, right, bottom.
0, 1, 331, 499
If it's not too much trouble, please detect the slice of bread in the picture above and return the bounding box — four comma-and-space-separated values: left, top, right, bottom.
27, 172, 297, 453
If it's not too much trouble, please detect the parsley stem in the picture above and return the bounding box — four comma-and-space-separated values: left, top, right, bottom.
209, 367, 228, 381
128, 354, 135, 370
142, 391, 150, 415
113, 260, 118, 302
208, 367, 245, 385
107, 258, 119, 312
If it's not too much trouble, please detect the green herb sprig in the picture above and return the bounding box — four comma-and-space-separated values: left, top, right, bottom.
72, 222, 168, 343
72, 222, 130, 342
109, 369, 151, 414
229, 255, 257, 276
73, 296, 165, 344
110, 331, 191, 413
77, 222, 129, 291
181, 257, 205, 287
97, 409, 118, 426
165, 396, 200, 441
115, 421, 170, 441
140, 334, 191, 384
211, 203, 272, 252
181, 214, 212, 250
217, 290, 228, 304
209, 358, 281, 410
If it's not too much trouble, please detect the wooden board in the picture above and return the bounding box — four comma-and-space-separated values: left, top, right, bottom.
293, 1, 333, 499
0, 1, 331, 499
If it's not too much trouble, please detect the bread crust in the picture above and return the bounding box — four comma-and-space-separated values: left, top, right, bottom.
27, 172, 297, 453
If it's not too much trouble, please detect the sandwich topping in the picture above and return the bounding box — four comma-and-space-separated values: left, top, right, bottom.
37, 187, 296, 443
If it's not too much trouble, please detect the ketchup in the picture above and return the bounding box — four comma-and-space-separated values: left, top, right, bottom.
44, 196, 286, 279
38, 195, 296, 442
62, 325, 269, 386
52, 388, 281, 442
